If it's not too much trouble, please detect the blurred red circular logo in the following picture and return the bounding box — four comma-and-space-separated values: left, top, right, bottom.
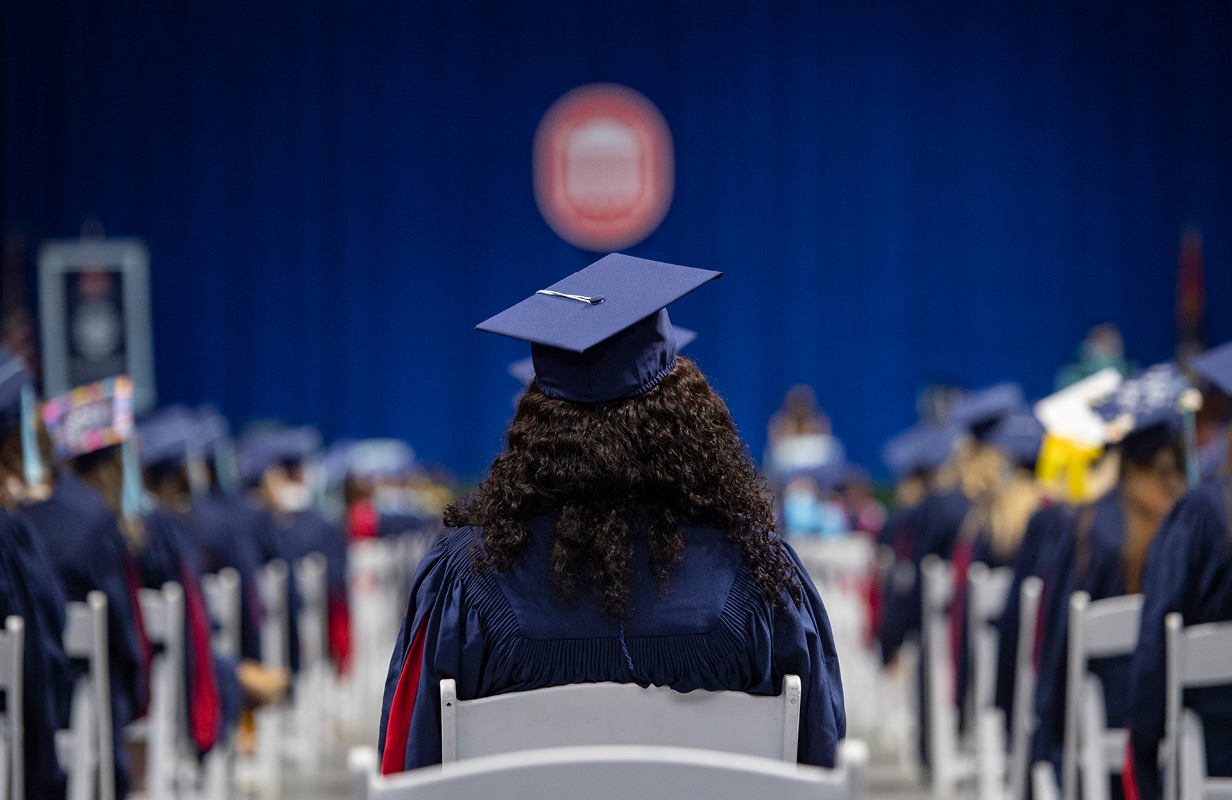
534, 84, 674, 252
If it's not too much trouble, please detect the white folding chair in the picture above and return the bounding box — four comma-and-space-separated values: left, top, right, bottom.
1007, 577, 1044, 800
126, 581, 186, 800
290, 553, 329, 769
58, 590, 115, 800
0, 615, 24, 800
440, 675, 802, 763
201, 567, 242, 660
1163, 614, 1232, 800
200, 568, 241, 800
967, 563, 1013, 800
349, 741, 869, 800
348, 539, 402, 730
247, 559, 290, 797
1061, 591, 1142, 800
921, 554, 975, 796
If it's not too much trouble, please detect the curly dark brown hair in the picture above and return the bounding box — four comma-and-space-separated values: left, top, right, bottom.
444, 356, 800, 618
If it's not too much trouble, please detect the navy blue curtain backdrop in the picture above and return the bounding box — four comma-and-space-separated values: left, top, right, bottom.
4, 0, 1231, 479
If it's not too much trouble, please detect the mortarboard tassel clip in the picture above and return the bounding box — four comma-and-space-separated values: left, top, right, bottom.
535, 290, 605, 305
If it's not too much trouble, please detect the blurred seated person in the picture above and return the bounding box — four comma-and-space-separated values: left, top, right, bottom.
138, 408, 291, 715
31, 377, 148, 798
143, 406, 268, 664
0, 346, 74, 799
836, 464, 886, 537
241, 427, 349, 670
1128, 341, 1232, 800
1032, 363, 1194, 784
380, 255, 845, 772
1055, 322, 1134, 391
766, 385, 844, 483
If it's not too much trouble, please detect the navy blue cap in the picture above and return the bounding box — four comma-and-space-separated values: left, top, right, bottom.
1192, 339, 1232, 397
507, 325, 698, 388
136, 405, 201, 467
882, 423, 959, 478
947, 382, 1024, 432
478, 254, 721, 403
1094, 362, 1191, 461
195, 406, 231, 449
988, 410, 1045, 467
0, 346, 33, 434
238, 426, 323, 485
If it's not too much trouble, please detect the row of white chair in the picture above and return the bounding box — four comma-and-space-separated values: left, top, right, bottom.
919, 552, 1232, 800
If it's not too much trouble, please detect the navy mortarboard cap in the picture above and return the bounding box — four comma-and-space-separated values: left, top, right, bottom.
195, 406, 231, 450
136, 405, 200, 467
948, 382, 1024, 436
988, 410, 1045, 467
238, 426, 323, 485
478, 254, 721, 403
507, 325, 698, 388
882, 423, 958, 478
1192, 339, 1232, 397
319, 439, 357, 485
1093, 362, 1194, 461
0, 346, 33, 433
349, 439, 415, 480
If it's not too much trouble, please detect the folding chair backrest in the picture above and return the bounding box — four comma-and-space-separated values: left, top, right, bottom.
0, 616, 24, 800
1164, 615, 1232, 800
260, 559, 290, 670
62, 591, 115, 800
1008, 576, 1043, 800
1062, 592, 1142, 800
920, 555, 973, 791
968, 563, 1013, 713
201, 567, 242, 659
353, 742, 868, 800
137, 582, 186, 800
294, 553, 328, 668
440, 676, 803, 764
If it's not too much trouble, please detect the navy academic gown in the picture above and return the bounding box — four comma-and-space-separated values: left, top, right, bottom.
1032, 489, 1130, 776
21, 471, 144, 799
993, 504, 1068, 731
878, 488, 972, 662
184, 494, 267, 662
0, 509, 73, 800
378, 519, 846, 772
137, 509, 242, 750
1128, 477, 1232, 800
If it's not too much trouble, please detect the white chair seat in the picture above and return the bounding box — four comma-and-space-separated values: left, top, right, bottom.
350, 742, 867, 800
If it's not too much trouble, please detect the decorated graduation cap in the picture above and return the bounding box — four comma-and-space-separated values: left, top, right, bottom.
43, 376, 146, 517
1093, 362, 1202, 482
507, 325, 698, 388
988, 410, 1046, 468
42, 376, 135, 461
238, 426, 323, 486
1192, 339, 1232, 397
479, 254, 721, 403
882, 423, 959, 478
947, 382, 1024, 438
1032, 367, 1123, 502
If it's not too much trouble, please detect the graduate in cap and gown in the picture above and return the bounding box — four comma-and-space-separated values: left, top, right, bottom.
28, 377, 148, 798
240, 427, 349, 670
0, 346, 75, 799
137, 408, 289, 748
1127, 340, 1232, 799
379, 254, 846, 773
1032, 363, 1195, 786
876, 421, 962, 658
